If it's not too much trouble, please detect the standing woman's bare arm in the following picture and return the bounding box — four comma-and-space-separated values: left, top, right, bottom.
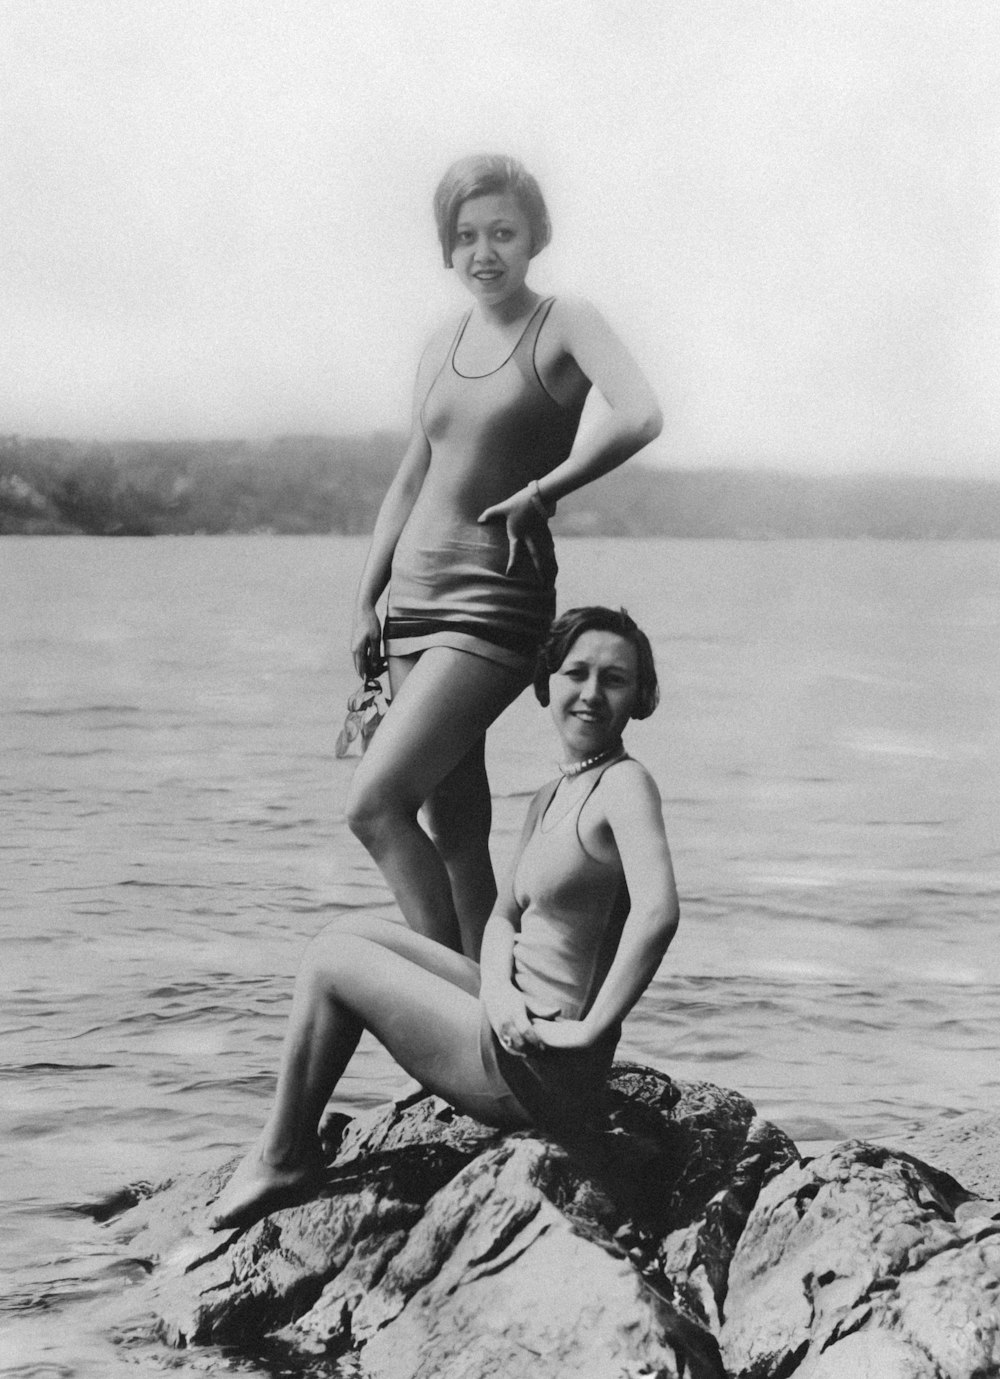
477, 297, 662, 532
350, 329, 451, 675
534, 296, 663, 504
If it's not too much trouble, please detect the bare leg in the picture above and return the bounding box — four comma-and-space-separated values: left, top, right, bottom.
346, 648, 525, 956
422, 737, 496, 961
209, 919, 525, 1230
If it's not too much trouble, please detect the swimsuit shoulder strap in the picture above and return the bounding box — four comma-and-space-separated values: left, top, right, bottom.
514, 296, 556, 364
532, 776, 561, 825
420, 312, 471, 425
448, 309, 473, 364
574, 754, 631, 864
575, 753, 618, 817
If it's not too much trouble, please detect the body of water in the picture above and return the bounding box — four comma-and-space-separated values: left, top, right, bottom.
2, 535, 998, 1376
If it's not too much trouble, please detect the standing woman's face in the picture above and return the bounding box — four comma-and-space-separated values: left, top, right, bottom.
450, 193, 533, 307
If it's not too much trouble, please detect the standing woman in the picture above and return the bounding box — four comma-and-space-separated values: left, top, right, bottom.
349, 154, 662, 959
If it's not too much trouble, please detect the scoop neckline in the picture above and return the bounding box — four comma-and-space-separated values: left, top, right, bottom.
451, 297, 550, 379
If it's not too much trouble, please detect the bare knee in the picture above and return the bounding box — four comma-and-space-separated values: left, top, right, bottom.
299, 930, 372, 996
346, 767, 417, 848
315, 912, 397, 945
313, 912, 362, 945
344, 773, 382, 846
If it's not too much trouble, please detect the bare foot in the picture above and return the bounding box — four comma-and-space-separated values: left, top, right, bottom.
209, 1144, 325, 1231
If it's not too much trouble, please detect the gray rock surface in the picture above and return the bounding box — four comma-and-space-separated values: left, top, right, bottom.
720, 1140, 1000, 1378
104, 1072, 1000, 1378
109, 1065, 796, 1378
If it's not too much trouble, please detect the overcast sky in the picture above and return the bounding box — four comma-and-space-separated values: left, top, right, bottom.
2, 0, 997, 471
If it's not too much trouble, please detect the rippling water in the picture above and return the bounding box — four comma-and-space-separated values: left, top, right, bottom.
2, 535, 998, 1376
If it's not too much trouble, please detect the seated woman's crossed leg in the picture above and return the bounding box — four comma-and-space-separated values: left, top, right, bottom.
209, 915, 530, 1229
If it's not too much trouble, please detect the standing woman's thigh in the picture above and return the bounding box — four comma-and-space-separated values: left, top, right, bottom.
350, 648, 526, 813
388, 656, 492, 847
421, 734, 490, 842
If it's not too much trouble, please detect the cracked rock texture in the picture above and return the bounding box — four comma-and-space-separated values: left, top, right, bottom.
719, 1140, 1000, 1378
106, 1070, 1000, 1378
110, 1066, 793, 1378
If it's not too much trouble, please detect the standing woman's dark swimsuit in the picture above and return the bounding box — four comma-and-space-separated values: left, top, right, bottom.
384, 298, 588, 675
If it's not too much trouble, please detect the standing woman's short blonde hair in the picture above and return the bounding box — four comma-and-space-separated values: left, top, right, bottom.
433, 154, 552, 267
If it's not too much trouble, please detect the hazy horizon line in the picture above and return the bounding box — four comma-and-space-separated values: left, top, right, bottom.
2, 430, 996, 481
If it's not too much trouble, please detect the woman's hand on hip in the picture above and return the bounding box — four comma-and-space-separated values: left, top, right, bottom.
530, 1017, 596, 1051
477, 490, 551, 581
351, 605, 383, 678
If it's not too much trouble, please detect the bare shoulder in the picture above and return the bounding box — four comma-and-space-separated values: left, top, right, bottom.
542, 294, 660, 421
418, 312, 463, 376
429, 309, 466, 349
580, 757, 669, 870
410, 312, 464, 415
597, 758, 664, 822
606, 756, 661, 796
542, 294, 641, 370
545, 294, 609, 339
600, 759, 672, 887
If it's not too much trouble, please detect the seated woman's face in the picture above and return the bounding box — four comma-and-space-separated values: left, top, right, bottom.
451, 192, 533, 306
549, 630, 639, 760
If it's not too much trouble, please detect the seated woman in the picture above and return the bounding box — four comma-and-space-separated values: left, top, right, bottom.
210, 607, 679, 1231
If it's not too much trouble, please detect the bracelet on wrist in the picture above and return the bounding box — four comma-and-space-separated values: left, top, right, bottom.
528, 479, 556, 519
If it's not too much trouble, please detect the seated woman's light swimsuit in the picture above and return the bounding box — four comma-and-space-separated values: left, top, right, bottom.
384, 298, 588, 676
477, 757, 630, 1133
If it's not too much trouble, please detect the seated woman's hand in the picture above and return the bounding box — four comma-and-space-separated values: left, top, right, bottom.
529, 1017, 596, 1052
482, 981, 546, 1056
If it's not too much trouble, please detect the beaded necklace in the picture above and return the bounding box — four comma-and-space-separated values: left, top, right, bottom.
558, 741, 624, 777
540, 742, 625, 834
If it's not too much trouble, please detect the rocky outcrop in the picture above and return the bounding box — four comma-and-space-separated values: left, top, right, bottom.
720, 1141, 1000, 1378
109, 1066, 795, 1378
104, 1069, 1000, 1378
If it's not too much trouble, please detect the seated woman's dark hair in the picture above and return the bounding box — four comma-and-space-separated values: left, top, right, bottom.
433, 154, 552, 267
533, 606, 659, 720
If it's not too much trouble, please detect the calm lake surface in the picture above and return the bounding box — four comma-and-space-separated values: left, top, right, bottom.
2, 535, 998, 1376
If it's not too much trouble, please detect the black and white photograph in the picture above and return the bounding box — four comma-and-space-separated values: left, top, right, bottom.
2, 2, 998, 1375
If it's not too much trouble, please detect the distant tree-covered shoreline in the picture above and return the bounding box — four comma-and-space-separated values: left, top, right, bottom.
1, 433, 998, 538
